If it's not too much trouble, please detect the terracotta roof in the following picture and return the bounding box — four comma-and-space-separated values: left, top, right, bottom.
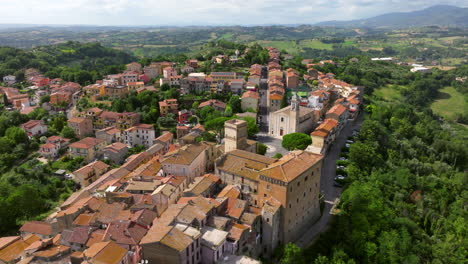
199, 99, 226, 109
20, 221, 53, 236
103, 220, 148, 246
0, 235, 40, 263
131, 209, 157, 227
73, 160, 109, 175
217, 185, 241, 199
216, 150, 276, 181
184, 177, 213, 196
259, 150, 323, 183
227, 223, 249, 241
21, 120, 44, 130
269, 94, 283, 100
33, 244, 70, 259
204, 173, 220, 183
161, 143, 208, 165
84, 241, 128, 264
141, 224, 193, 251
104, 142, 128, 153
241, 91, 259, 100
85, 229, 105, 248
68, 117, 89, 124
73, 213, 95, 226
61, 226, 95, 245
262, 197, 282, 214
0, 237, 20, 250
311, 119, 339, 137
155, 131, 173, 143
327, 104, 347, 116
226, 198, 247, 220
69, 137, 105, 149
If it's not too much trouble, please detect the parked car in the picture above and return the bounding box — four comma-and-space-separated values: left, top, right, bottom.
339, 157, 348, 161
345, 143, 351, 148
336, 165, 346, 170
333, 182, 343, 188
335, 175, 346, 181
346, 140, 354, 144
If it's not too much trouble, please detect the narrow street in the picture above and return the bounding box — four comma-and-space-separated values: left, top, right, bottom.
295, 112, 364, 248
258, 66, 269, 133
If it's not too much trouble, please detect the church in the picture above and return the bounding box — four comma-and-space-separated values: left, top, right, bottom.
268, 93, 317, 139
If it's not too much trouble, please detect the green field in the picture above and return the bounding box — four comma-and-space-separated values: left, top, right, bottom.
431, 86, 468, 121
299, 39, 333, 50
374, 85, 403, 101
255, 39, 335, 54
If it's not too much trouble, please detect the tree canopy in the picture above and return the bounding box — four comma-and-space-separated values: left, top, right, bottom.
282, 133, 312, 150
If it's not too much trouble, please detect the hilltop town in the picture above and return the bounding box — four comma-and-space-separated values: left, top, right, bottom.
0, 31, 466, 264
0, 44, 366, 264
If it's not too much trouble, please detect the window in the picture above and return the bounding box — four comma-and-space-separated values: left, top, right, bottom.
290, 186, 293, 192
297, 198, 299, 203
266, 218, 270, 222
297, 182, 300, 187
305, 176, 308, 181
266, 184, 270, 190
303, 192, 306, 197
289, 204, 291, 208
281, 117, 284, 122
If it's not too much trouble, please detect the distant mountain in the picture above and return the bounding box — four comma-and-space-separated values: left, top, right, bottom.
316, 5, 468, 28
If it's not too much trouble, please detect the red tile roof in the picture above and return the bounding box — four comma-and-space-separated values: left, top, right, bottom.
69, 137, 105, 149
20, 221, 53, 236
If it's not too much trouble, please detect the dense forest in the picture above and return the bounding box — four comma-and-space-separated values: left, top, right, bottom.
0, 41, 135, 85
279, 60, 468, 264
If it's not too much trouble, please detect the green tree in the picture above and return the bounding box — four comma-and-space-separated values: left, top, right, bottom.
61, 126, 76, 139
280, 94, 288, 108
228, 95, 242, 113
273, 153, 283, 159
281, 243, 305, 264
160, 83, 170, 91
39, 95, 50, 104
205, 117, 231, 139
256, 143, 268, 155
5, 127, 28, 145
282, 133, 311, 150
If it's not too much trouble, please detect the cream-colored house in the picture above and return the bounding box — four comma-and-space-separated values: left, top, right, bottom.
241, 91, 259, 112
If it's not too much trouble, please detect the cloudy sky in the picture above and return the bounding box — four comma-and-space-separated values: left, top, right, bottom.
1, 0, 466, 26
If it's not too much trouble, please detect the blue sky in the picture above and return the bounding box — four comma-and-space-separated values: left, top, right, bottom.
1, 0, 466, 26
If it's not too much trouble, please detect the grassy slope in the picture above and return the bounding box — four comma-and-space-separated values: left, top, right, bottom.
373, 85, 403, 101
431, 86, 468, 121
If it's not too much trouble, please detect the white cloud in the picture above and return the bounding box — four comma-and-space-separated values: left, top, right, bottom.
0, 0, 465, 25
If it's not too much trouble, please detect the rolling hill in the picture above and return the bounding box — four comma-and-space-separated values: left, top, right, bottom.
316, 5, 468, 28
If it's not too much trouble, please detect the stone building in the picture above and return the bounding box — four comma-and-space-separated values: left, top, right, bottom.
268, 93, 316, 138
223, 119, 256, 153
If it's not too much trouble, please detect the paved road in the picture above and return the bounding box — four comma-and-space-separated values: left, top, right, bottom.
295, 112, 364, 248
256, 133, 289, 157
258, 66, 269, 133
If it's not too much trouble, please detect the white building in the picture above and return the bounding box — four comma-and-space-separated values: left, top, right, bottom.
411, 66, 431, 73
3, 75, 16, 85
122, 124, 156, 148
268, 94, 316, 139
201, 226, 229, 264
